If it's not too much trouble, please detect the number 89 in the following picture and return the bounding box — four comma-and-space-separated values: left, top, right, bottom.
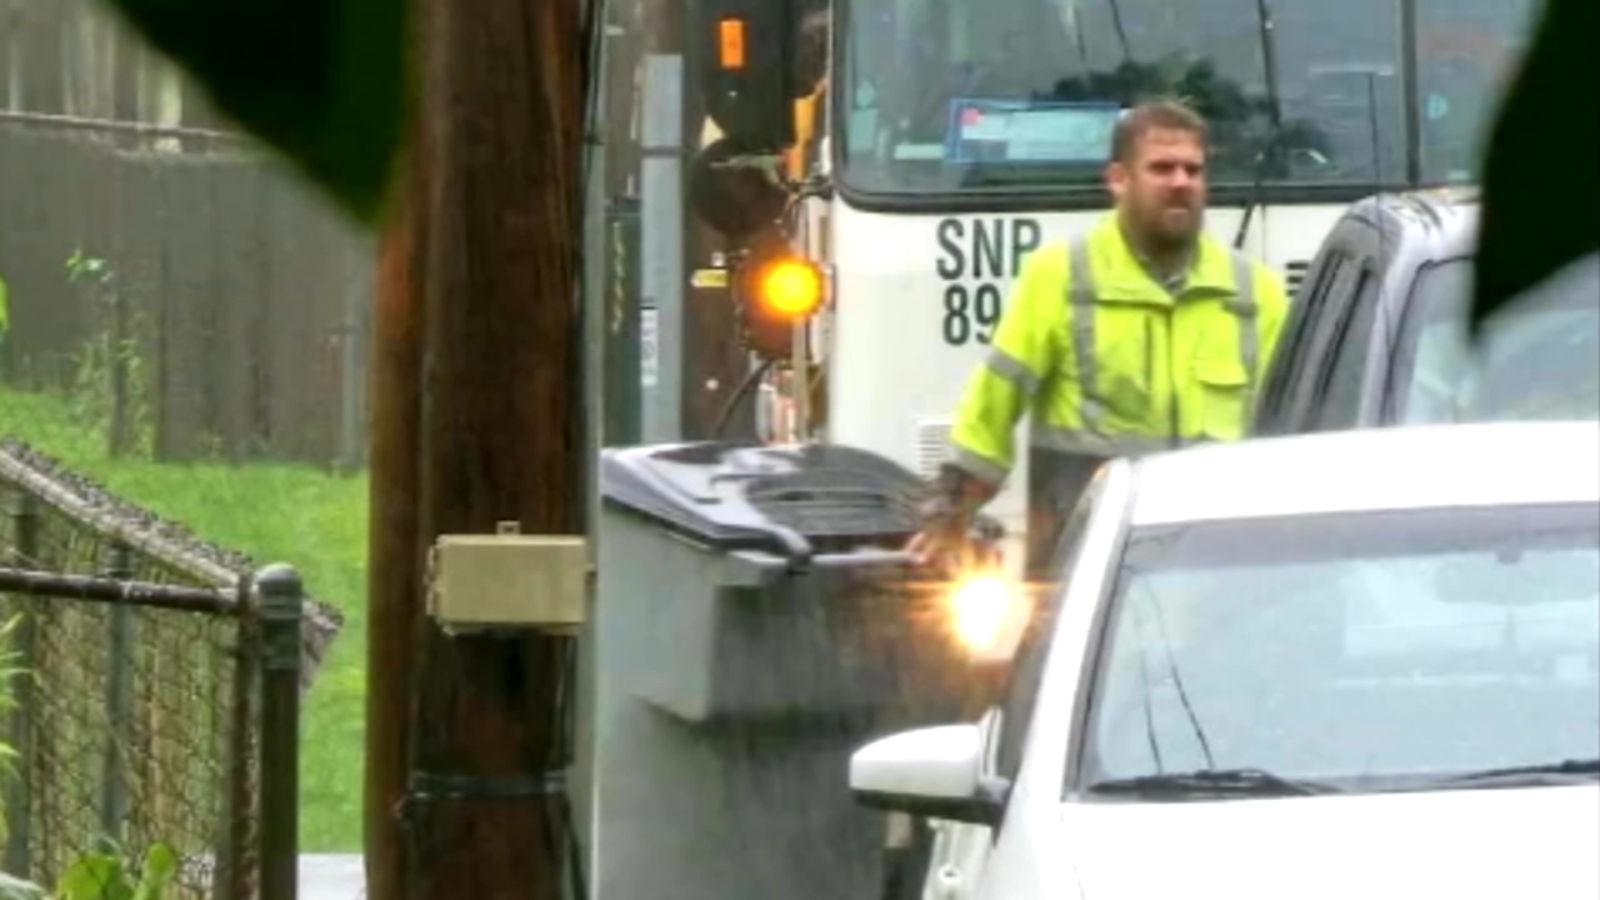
943, 284, 1003, 346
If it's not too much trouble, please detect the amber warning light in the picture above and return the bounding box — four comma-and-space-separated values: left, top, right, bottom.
718, 18, 747, 70
756, 258, 824, 319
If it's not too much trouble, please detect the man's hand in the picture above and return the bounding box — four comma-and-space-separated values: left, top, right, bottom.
906, 464, 1000, 574
906, 513, 969, 572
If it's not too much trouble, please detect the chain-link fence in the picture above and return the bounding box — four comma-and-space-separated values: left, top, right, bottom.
0, 439, 339, 899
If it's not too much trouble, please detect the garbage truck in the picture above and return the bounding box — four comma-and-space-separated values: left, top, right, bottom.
685, 0, 1535, 575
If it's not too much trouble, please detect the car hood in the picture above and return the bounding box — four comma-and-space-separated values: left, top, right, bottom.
1064, 784, 1600, 900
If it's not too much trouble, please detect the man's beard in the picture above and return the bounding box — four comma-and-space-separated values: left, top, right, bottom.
1143, 202, 1203, 254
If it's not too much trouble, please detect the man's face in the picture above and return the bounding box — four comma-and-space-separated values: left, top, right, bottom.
1107, 127, 1208, 251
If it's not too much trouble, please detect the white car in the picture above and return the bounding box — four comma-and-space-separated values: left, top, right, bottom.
851, 420, 1600, 900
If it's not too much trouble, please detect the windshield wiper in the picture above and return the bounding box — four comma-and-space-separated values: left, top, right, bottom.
1087, 767, 1339, 798
1232, 0, 1285, 250
1437, 758, 1600, 787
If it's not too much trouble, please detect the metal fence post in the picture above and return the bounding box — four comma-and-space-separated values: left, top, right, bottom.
101, 541, 135, 842
4, 493, 39, 876
217, 574, 255, 900
255, 564, 302, 900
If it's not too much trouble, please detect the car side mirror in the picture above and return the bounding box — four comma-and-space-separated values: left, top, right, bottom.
849, 724, 1006, 826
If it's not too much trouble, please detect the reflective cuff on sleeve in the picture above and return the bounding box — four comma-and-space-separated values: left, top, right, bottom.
950, 446, 1009, 488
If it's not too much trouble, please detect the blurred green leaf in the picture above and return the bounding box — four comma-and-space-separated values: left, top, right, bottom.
1474, 0, 1599, 332
55, 851, 133, 900
95, 0, 412, 228
131, 842, 178, 900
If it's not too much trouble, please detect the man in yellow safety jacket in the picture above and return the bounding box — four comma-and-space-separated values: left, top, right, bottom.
910, 99, 1290, 580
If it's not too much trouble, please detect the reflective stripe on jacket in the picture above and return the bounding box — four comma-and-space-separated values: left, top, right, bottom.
949, 215, 1289, 487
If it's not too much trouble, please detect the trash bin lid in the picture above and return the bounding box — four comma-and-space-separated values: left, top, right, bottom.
600, 442, 924, 552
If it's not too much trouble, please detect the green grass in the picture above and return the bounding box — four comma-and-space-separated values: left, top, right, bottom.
0, 388, 368, 852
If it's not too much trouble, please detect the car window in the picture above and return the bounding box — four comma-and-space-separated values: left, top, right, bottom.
1253, 268, 1328, 433
1391, 252, 1600, 424
1256, 252, 1353, 434
1075, 503, 1600, 795
992, 475, 1104, 783
1311, 264, 1381, 430
1278, 254, 1367, 429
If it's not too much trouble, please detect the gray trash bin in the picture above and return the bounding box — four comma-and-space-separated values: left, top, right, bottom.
582, 441, 986, 900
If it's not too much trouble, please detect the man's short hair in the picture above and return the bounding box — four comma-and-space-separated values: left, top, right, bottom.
1111, 99, 1210, 163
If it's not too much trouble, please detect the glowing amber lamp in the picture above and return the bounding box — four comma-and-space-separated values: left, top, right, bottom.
718, 18, 747, 70
757, 258, 824, 319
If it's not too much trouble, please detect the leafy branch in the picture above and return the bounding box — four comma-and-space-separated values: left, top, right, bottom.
0, 839, 178, 900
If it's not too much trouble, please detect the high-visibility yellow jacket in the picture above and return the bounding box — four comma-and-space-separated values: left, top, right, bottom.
949, 214, 1289, 490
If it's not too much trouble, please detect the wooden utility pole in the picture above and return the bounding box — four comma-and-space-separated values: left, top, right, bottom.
363, 140, 426, 900
364, 0, 587, 895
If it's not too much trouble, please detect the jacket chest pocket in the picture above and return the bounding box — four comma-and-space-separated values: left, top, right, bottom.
1092, 311, 1159, 420
1190, 357, 1251, 440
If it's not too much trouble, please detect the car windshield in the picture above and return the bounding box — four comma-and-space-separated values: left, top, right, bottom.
836, 0, 1537, 201
1394, 252, 1600, 425
1077, 503, 1600, 796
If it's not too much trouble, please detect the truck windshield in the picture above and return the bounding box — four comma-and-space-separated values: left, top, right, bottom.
836, 0, 1536, 202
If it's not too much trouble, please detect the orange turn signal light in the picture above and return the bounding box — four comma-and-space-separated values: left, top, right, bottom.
718, 18, 747, 70
755, 258, 824, 319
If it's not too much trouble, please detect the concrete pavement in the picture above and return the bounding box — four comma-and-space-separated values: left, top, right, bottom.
300, 854, 366, 900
